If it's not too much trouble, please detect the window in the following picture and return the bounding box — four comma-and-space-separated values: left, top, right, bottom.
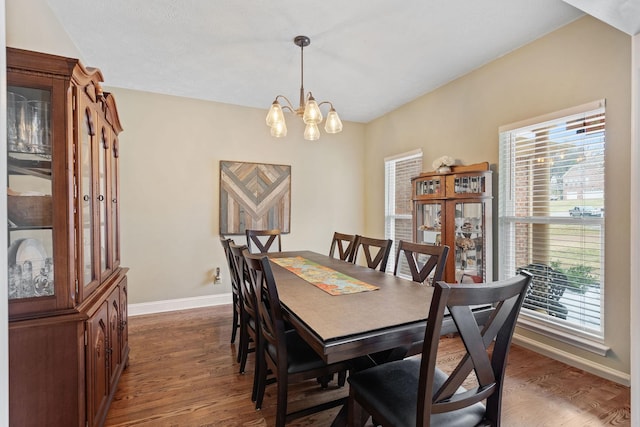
498, 100, 606, 346
385, 149, 422, 273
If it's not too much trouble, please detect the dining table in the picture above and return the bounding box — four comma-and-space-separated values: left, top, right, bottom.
268, 251, 492, 362
266, 250, 492, 426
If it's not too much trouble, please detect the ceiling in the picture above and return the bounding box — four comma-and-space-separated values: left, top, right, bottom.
46, 0, 588, 123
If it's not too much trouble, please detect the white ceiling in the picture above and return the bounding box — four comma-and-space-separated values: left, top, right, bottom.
563, 0, 640, 36
46, 0, 586, 123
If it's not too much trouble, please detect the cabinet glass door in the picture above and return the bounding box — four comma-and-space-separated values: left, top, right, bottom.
416, 202, 444, 246
99, 126, 109, 275
7, 86, 54, 300
80, 108, 96, 288
454, 201, 485, 283
111, 137, 120, 267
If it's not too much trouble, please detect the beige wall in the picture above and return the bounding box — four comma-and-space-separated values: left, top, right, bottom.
109, 89, 365, 302
365, 16, 631, 377
6, 0, 81, 59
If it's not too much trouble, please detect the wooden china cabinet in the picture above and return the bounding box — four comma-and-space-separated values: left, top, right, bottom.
412, 162, 493, 284
6, 48, 128, 427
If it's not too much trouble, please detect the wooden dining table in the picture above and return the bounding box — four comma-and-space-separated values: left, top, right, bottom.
266, 250, 492, 426
268, 250, 458, 364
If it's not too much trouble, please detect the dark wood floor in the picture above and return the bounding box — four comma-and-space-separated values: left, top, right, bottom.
104, 305, 630, 427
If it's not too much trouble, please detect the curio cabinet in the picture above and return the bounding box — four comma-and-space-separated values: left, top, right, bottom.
412, 162, 493, 284
6, 47, 128, 427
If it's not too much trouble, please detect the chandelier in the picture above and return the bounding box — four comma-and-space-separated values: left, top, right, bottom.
266, 35, 343, 141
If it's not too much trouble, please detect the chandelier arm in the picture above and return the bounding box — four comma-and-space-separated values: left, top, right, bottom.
317, 101, 335, 110
275, 95, 296, 112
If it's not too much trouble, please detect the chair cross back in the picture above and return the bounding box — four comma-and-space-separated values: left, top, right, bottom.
230, 243, 256, 332
229, 242, 259, 381
394, 240, 449, 285
347, 271, 532, 427
425, 272, 532, 420
220, 236, 236, 289
246, 229, 282, 253
244, 251, 281, 352
329, 232, 357, 262
220, 236, 241, 344
352, 236, 392, 272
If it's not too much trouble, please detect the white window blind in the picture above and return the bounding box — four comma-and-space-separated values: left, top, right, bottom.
385, 150, 422, 273
498, 100, 605, 338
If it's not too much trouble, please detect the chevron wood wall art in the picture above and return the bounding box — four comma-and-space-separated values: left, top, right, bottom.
220, 161, 291, 235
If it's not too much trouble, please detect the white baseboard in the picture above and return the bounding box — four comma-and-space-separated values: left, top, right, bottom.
128, 293, 232, 317
513, 333, 631, 386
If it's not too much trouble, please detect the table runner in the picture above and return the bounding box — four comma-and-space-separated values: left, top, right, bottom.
271, 256, 379, 295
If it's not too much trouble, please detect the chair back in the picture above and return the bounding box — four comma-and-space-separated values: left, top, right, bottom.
417, 272, 532, 425
243, 251, 286, 366
393, 240, 449, 285
220, 236, 238, 293
329, 232, 357, 262
246, 229, 282, 253
230, 243, 256, 323
351, 235, 392, 272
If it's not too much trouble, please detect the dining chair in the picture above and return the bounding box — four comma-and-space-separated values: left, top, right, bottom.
229, 243, 258, 386
351, 235, 393, 272
329, 231, 357, 262
246, 228, 282, 253
220, 236, 241, 345
380, 240, 451, 360
243, 250, 349, 427
347, 271, 532, 427
393, 240, 450, 285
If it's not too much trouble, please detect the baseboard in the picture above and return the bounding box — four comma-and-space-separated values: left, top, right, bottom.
128, 293, 232, 317
513, 334, 631, 386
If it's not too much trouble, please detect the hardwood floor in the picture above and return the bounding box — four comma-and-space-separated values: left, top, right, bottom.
104, 305, 630, 427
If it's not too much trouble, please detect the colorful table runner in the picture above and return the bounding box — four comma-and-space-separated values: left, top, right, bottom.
271, 256, 379, 296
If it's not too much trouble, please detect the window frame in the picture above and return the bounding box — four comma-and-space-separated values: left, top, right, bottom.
384, 149, 423, 273
498, 100, 608, 354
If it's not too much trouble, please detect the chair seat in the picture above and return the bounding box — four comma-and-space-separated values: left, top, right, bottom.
348, 358, 486, 427
267, 330, 328, 374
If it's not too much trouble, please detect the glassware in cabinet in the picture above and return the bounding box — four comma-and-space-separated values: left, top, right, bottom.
7, 85, 54, 301
453, 201, 486, 284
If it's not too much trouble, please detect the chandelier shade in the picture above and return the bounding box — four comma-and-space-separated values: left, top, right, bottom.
266, 101, 285, 127
266, 35, 343, 141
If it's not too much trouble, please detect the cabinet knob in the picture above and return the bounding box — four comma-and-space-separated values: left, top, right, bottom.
97, 195, 105, 201
112, 198, 117, 204
83, 195, 90, 202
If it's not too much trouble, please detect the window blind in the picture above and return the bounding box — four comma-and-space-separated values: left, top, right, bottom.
385, 150, 422, 274
498, 100, 605, 337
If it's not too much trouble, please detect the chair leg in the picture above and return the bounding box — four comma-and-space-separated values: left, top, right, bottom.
230, 297, 239, 344
237, 313, 249, 366
238, 329, 249, 372
275, 372, 288, 427
338, 370, 347, 387
254, 348, 267, 408
347, 388, 368, 427
317, 374, 331, 388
